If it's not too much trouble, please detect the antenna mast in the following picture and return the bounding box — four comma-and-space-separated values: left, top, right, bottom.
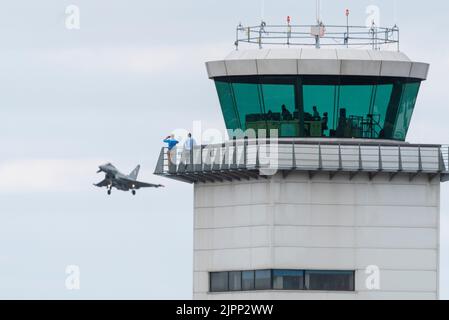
393, 0, 398, 25
261, 0, 265, 22
313, 0, 324, 48
316, 0, 321, 24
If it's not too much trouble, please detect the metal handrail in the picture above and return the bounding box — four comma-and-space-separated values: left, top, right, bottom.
235, 23, 400, 51
155, 141, 449, 177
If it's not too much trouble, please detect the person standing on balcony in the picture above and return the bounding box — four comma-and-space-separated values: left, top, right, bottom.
163, 134, 179, 165
182, 133, 197, 166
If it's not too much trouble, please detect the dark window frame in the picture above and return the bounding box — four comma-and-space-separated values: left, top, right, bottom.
209, 269, 355, 293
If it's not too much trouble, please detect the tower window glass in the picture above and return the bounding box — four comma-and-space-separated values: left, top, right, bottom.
273, 270, 305, 290
305, 270, 355, 291
255, 270, 272, 290
260, 82, 296, 137
215, 81, 240, 130
210, 269, 355, 293
210, 272, 228, 292
228, 271, 242, 291
214, 76, 421, 141
242, 270, 255, 291
393, 82, 421, 140
231, 82, 264, 133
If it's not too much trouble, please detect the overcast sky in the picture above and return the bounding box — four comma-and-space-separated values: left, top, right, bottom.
0, 0, 448, 299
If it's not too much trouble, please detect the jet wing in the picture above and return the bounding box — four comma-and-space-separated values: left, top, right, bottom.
94, 179, 111, 188
121, 177, 164, 189
132, 180, 164, 189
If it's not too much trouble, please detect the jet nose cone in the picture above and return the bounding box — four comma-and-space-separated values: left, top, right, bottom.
98, 163, 113, 173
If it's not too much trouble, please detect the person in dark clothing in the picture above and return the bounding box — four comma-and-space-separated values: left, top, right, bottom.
337, 108, 347, 137
322, 112, 329, 135
281, 104, 292, 120
312, 106, 320, 119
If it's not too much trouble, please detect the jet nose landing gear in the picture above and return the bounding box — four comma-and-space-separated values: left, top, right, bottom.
132, 190, 136, 195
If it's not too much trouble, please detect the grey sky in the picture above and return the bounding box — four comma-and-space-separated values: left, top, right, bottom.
0, 0, 448, 299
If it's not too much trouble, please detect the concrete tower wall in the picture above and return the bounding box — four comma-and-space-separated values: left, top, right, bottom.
193, 172, 439, 300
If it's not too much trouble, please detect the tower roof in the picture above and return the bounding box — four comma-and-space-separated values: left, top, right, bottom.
206, 48, 429, 80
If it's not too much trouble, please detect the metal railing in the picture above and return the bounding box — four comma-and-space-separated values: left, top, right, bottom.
155, 140, 449, 182
235, 23, 400, 51
443, 145, 449, 172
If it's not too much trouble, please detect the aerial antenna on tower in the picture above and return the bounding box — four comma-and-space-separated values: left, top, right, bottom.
261, 0, 265, 22
393, 0, 398, 25
312, 0, 325, 48
345, 9, 350, 48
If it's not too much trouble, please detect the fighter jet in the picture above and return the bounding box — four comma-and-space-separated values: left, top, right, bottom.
94, 163, 163, 195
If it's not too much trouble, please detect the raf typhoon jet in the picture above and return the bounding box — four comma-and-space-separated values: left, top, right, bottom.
94, 163, 163, 195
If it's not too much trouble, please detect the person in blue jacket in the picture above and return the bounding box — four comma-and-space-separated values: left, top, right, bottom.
164, 134, 179, 164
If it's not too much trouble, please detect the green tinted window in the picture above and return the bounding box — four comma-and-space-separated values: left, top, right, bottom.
215, 81, 240, 130
337, 85, 374, 138
213, 76, 421, 141
303, 85, 336, 137
260, 84, 296, 137
232, 82, 264, 131
303, 84, 393, 139
372, 84, 393, 138
393, 82, 420, 140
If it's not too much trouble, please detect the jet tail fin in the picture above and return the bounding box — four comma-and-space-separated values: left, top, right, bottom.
129, 165, 140, 180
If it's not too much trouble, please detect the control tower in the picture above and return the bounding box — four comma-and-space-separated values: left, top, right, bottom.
155, 19, 449, 299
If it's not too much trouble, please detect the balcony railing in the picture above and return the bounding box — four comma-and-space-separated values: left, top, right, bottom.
154, 139, 449, 183
234, 23, 400, 51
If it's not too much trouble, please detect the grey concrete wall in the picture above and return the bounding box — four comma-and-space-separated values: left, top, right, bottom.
193, 172, 440, 300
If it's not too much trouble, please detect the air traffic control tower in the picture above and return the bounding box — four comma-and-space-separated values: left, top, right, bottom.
155, 21, 449, 299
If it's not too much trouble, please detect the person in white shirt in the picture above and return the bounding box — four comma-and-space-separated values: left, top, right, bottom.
182, 133, 197, 165
184, 133, 196, 150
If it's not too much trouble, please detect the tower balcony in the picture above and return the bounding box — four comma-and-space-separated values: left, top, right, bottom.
154, 139, 449, 184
